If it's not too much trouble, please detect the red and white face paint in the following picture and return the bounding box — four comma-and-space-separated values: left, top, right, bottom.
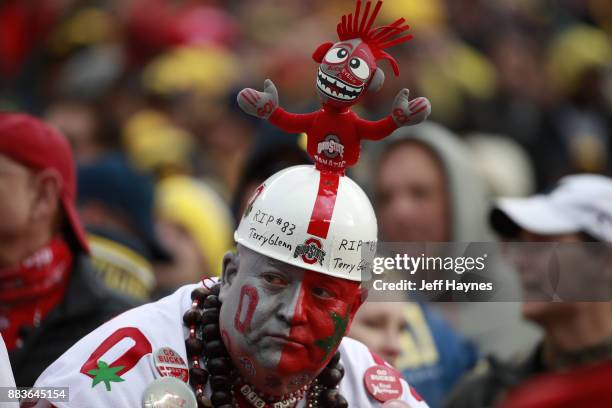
218, 247, 363, 396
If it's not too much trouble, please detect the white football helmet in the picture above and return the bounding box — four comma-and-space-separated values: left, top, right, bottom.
235, 165, 377, 281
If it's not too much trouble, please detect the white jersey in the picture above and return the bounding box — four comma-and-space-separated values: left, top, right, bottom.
0, 334, 18, 408
34, 282, 429, 408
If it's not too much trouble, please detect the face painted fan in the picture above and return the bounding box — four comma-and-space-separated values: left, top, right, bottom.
237, 0, 432, 175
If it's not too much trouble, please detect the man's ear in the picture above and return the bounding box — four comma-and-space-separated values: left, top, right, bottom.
367, 68, 385, 93
219, 250, 239, 302
359, 287, 369, 305
348, 287, 368, 324
31, 168, 62, 223
312, 42, 334, 63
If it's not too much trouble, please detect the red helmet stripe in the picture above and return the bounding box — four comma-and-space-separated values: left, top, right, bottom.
307, 172, 340, 239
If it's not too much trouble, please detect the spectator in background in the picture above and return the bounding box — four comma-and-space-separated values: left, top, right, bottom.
154, 175, 233, 297
361, 122, 537, 407
360, 122, 484, 408
137, 45, 250, 193
231, 127, 312, 222
542, 25, 612, 185
77, 153, 169, 301
445, 174, 612, 408
349, 301, 410, 367
122, 109, 196, 178
46, 99, 120, 165
0, 113, 137, 386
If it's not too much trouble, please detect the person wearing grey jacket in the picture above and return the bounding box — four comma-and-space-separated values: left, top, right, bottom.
353, 122, 538, 407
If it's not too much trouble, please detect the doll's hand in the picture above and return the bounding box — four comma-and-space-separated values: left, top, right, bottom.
237, 79, 279, 120
391, 89, 431, 126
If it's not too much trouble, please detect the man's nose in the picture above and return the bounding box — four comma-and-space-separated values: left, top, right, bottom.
391, 195, 419, 223
384, 331, 402, 363
276, 283, 307, 325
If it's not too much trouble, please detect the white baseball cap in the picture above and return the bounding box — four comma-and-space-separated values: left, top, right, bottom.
490, 174, 612, 242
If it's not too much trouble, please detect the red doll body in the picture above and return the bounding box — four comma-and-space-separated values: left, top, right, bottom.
238, 0, 431, 175
269, 105, 397, 172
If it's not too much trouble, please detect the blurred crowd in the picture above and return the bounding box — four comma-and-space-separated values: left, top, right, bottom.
1, 0, 612, 190
0, 0, 611, 407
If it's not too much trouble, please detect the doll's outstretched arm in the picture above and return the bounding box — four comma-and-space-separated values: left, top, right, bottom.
356, 89, 431, 141
355, 115, 398, 141
268, 108, 315, 134
238, 79, 315, 133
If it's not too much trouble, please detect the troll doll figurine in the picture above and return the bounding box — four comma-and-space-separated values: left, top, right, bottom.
238, 0, 431, 175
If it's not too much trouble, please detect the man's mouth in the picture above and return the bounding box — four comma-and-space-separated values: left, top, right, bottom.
317, 69, 363, 101
266, 334, 307, 348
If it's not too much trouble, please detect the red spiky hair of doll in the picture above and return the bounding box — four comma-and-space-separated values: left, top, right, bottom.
336, 0, 412, 76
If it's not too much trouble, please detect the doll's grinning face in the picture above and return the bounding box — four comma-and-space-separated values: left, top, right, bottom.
316, 39, 377, 108
218, 246, 363, 395
316, 69, 364, 102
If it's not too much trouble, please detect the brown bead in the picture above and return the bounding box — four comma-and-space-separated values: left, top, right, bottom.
191, 287, 210, 302
328, 351, 341, 367
318, 368, 343, 387
207, 357, 231, 375
336, 363, 345, 378
185, 337, 204, 357
204, 339, 226, 357
183, 308, 203, 326
202, 308, 219, 324
335, 395, 348, 408
318, 388, 339, 406
202, 323, 220, 339
196, 394, 213, 408
189, 367, 209, 387
210, 375, 231, 389
203, 295, 220, 309
211, 390, 232, 405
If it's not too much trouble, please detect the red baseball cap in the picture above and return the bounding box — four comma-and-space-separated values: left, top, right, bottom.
0, 112, 90, 253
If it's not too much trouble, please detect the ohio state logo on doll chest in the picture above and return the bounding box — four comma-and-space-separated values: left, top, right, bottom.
307, 111, 360, 171
318, 135, 344, 159
312, 134, 349, 170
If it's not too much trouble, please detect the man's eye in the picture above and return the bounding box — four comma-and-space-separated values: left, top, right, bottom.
312, 287, 333, 299
263, 273, 287, 286
363, 319, 385, 330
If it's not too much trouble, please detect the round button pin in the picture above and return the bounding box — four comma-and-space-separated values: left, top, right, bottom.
153, 347, 189, 383
364, 364, 403, 402
142, 376, 197, 408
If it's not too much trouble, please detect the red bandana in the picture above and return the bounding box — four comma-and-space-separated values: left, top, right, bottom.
0, 237, 73, 350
